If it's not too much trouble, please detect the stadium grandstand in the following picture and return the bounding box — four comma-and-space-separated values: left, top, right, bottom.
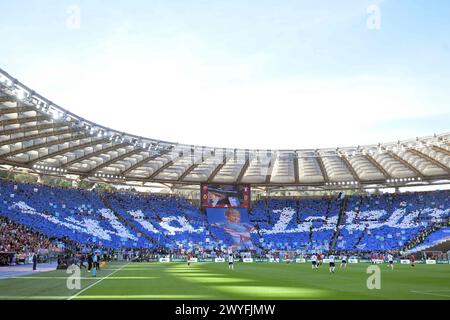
0, 68, 449, 300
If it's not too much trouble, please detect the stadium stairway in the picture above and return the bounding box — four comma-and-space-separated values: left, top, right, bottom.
353, 227, 368, 248
204, 225, 219, 243
330, 196, 348, 251
96, 192, 158, 247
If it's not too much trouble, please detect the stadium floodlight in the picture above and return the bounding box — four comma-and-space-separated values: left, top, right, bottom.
15, 88, 27, 101
0, 74, 13, 87
52, 110, 62, 120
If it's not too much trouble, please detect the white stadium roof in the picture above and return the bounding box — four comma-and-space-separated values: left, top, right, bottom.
0, 68, 449, 190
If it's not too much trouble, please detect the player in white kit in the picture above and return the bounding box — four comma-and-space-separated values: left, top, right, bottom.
340, 255, 347, 268
311, 254, 318, 269
329, 254, 336, 273
387, 253, 394, 270
228, 254, 234, 270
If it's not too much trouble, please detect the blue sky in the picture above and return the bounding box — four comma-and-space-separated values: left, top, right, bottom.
0, 0, 449, 149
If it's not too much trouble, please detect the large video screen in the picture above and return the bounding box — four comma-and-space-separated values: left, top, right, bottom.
201, 184, 250, 209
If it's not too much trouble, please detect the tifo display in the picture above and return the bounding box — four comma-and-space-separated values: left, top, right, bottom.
0, 180, 448, 255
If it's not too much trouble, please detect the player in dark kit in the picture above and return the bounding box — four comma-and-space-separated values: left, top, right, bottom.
410, 254, 415, 267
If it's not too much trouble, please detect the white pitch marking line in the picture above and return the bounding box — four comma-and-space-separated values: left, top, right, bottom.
410, 291, 450, 298
67, 263, 130, 300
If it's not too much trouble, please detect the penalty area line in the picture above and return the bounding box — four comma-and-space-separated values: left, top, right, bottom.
67, 263, 130, 300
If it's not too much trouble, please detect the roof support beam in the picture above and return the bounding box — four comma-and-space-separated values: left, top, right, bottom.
121, 148, 174, 176
207, 158, 227, 183
0, 115, 49, 126
62, 142, 128, 168
340, 155, 361, 183
85, 148, 143, 176
0, 128, 80, 147
294, 155, 300, 184
0, 95, 16, 103
316, 155, 330, 183
237, 159, 250, 183
178, 163, 200, 182
387, 151, 426, 179
27, 138, 109, 165
432, 145, 450, 157
0, 105, 35, 115
364, 154, 391, 179
148, 160, 174, 179
0, 158, 24, 167
408, 148, 450, 174
0, 133, 88, 159
1, 123, 68, 136
265, 155, 275, 184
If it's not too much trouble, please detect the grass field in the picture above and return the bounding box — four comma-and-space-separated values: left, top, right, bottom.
0, 262, 449, 300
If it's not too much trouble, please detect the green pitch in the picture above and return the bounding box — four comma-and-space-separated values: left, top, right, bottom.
0, 262, 449, 300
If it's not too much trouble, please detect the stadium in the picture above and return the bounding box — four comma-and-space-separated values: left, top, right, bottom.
0, 1, 449, 304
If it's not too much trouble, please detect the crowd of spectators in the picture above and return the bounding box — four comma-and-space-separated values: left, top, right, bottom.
0, 216, 60, 266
